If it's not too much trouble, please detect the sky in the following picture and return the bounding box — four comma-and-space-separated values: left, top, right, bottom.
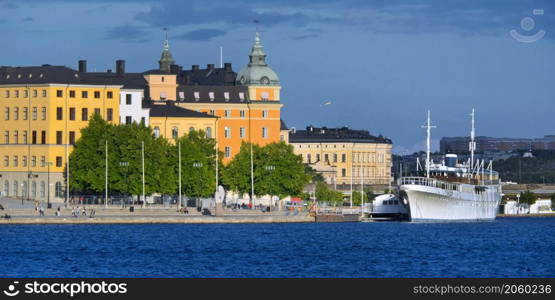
1, 0, 554, 153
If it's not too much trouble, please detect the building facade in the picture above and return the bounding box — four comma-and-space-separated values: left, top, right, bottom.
290, 126, 393, 185
440, 135, 555, 153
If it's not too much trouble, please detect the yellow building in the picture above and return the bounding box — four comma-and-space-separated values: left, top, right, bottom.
289, 126, 393, 186
0, 65, 120, 203
148, 102, 217, 141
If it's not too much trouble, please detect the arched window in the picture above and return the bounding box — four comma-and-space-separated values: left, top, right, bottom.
22, 182, 27, 198
31, 181, 36, 198
205, 127, 212, 138
172, 127, 178, 139
55, 182, 63, 198
189, 127, 195, 133
3, 180, 9, 196
153, 127, 160, 138
13, 180, 18, 197
40, 181, 45, 198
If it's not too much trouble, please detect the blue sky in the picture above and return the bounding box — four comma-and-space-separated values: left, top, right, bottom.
1, 0, 554, 153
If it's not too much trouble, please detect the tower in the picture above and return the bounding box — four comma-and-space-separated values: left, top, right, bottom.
158, 29, 175, 72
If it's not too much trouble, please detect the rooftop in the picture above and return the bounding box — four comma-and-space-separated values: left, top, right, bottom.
148, 102, 217, 119
289, 125, 392, 144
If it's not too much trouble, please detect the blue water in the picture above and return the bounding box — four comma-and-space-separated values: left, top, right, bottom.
1, 218, 554, 277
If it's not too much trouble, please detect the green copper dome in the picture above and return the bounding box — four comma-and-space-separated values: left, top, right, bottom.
236, 32, 279, 86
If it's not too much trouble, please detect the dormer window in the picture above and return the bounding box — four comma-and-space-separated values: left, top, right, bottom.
179, 91, 185, 101
224, 92, 230, 101
261, 92, 269, 100
160, 92, 167, 100
28, 74, 33, 78
194, 91, 200, 101
239, 92, 245, 101
209, 92, 215, 101
17, 74, 21, 78
260, 76, 270, 85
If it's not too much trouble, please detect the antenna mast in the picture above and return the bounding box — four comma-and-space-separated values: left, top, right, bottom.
469, 108, 476, 172
422, 110, 436, 179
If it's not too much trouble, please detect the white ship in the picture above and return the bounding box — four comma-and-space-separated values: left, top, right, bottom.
399, 110, 502, 222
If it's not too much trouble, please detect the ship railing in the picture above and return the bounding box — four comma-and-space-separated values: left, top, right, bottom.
399, 177, 500, 189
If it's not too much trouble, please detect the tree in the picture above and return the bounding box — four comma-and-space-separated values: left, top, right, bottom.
254, 142, 310, 199
221, 142, 260, 202
315, 181, 343, 205
519, 190, 538, 205
351, 190, 368, 206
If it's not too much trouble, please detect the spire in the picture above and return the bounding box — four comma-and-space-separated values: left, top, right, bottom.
158, 27, 175, 72
248, 32, 267, 67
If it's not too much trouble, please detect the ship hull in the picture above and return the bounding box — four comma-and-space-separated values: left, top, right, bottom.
400, 183, 501, 222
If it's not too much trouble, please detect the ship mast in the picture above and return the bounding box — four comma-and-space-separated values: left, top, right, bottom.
422, 110, 436, 178
469, 108, 476, 173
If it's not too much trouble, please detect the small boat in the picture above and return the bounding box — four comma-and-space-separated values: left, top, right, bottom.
363, 194, 409, 221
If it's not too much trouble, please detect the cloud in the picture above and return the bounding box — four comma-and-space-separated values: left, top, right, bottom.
22, 17, 34, 22
105, 24, 151, 43
175, 29, 227, 41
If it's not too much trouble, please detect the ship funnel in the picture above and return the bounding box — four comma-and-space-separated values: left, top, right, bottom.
445, 154, 458, 168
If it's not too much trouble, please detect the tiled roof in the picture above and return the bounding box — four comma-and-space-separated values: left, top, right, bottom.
148, 102, 217, 119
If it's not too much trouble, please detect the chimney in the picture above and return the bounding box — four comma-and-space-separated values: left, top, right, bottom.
78, 60, 87, 73
107, 69, 112, 73
116, 60, 125, 74
192, 65, 199, 71
207, 64, 214, 70
224, 62, 232, 71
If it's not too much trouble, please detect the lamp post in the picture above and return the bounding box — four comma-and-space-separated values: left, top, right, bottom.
265, 165, 275, 209
119, 161, 129, 207
44, 162, 53, 208
516, 193, 521, 215
193, 162, 203, 209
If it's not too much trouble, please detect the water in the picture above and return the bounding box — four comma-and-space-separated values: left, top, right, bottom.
1, 218, 554, 277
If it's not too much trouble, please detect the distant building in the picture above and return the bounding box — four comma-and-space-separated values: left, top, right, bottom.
289, 126, 392, 185
440, 135, 555, 153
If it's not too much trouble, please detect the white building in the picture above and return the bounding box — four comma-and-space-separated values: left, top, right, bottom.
530, 199, 553, 214
119, 89, 149, 125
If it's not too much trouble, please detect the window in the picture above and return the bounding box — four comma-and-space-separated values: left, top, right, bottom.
189, 127, 195, 133
40, 156, 45, 167
31, 156, 36, 167
261, 92, 269, 100
41, 107, 46, 120
262, 127, 268, 138
224, 92, 230, 101
56, 156, 62, 167
94, 108, 100, 116
209, 92, 215, 101
14, 107, 18, 120
333, 154, 338, 163
33, 90, 38, 97
56, 90, 63, 97
5, 90, 9, 98
14, 90, 19, 98
82, 108, 88, 121
23, 90, 28, 98
21, 182, 27, 198
160, 92, 167, 100
23, 131, 27, 144
69, 90, 75, 98
125, 116, 132, 124
107, 109, 113, 121
342, 168, 346, 177
224, 110, 231, 118
13, 130, 18, 144
42, 90, 47, 97
179, 92, 185, 100
225, 147, 231, 158
13, 156, 18, 167
172, 127, 178, 139
23, 107, 28, 120
194, 92, 200, 101
307, 154, 311, 163
205, 127, 212, 138
32, 107, 37, 120
69, 131, 75, 145
32, 131, 37, 144
55, 182, 63, 198
126, 94, 132, 105
342, 153, 346, 163
70, 107, 77, 119
224, 127, 231, 138
56, 131, 62, 144
140, 117, 145, 124
4, 180, 9, 196
40, 182, 45, 198
239, 127, 246, 138
240, 110, 245, 118
56, 107, 63, 120
239, 92, 245, 101
82, 91, 88, 98
4, 107, 9, 120
107, 91, 113, 99
31, 181, 36, 198
13, 181, 18, 197
3, 156, 8, 167
154, 127, 160, 138
94, 91, 100, 99
262, 110, 268, 118
316, 154, 320, 162
161, 76, 165, 82
4, 131, 8, 144
41, 131, 46, 144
